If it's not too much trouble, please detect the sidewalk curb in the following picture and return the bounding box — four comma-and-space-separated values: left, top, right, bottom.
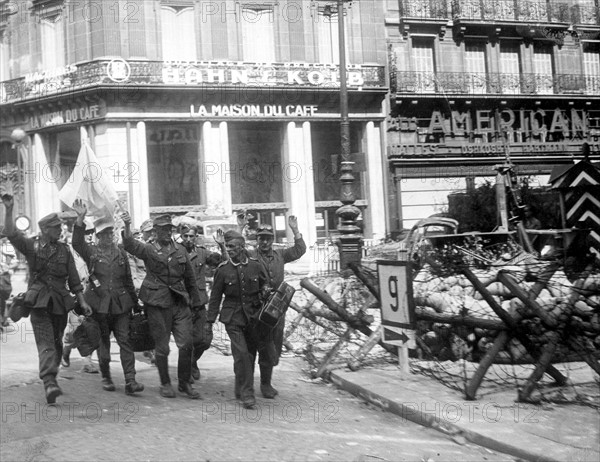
330, 371, 559, 462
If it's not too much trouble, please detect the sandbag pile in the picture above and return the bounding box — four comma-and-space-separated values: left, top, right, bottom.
412, 262, 600, 362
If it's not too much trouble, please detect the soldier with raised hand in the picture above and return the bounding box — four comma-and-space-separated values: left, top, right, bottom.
251, 215, 306, 398
2, 194, 93, 404
121, 211, 202, 399
207, 230, 270, 409
179, 224, 222, 382
71, 200, 143, 395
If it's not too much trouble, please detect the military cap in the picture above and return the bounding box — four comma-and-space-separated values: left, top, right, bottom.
256, 224, 275, 237
94, 216, 115, 235
38, 213, 62, 229
140, 219, 154, 233
84, 217, 95, 235
224, 230, 245, 243
153, 214, 174, 228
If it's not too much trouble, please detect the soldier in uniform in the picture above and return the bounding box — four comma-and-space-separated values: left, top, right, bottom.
207, 230, 270, 409
71, 200, 143, 395
2, 195, 93, 404
250, 216, 306, 398
121, 212, 202, 399
180, 224, 222, 381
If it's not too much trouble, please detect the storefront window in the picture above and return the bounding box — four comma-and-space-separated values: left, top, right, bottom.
47, 128, 80, 191
311, 122, 363, 202
228, 122, 283, 205
146, 124, 201, 207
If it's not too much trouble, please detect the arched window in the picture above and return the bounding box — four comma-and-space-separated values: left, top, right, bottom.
241, 6, 275, 62
161, 6, 197, 61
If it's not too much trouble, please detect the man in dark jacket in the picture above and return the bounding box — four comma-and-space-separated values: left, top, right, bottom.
208, 230, 270, 409
2, 195, 93, 404
250, 216, 306, 398
180, 224, 221, 381
121, 211, 201, 399
71, 200, 143, 395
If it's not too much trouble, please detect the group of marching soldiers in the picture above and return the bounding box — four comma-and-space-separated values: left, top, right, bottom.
2, 195, 305, 410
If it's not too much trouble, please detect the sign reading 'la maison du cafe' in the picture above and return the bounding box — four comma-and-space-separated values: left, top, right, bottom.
388, 107, 600, 162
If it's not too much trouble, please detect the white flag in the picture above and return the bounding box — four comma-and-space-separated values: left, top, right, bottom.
58, 141, 119, 219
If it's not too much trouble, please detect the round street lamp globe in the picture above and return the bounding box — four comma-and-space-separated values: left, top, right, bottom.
10, 128, 26, 144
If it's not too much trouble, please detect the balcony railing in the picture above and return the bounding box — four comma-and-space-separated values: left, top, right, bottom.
399, 0, 600, 25
393, 70, 600, 96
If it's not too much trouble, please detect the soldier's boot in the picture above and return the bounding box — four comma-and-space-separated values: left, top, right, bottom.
44, 380, 63, 404
61, 345, 71, 368
125, 379, 144, 395
100, 362, 115, 392
260, 365, 278, 399
156, 355, 175, 398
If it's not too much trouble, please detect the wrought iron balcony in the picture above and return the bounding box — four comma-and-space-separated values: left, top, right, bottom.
392, 70, 600, 96
399, 0, 451, 20
399, 0, 600, 25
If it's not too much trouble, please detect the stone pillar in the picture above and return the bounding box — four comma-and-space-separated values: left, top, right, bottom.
201, 121, 232, 215
365, 121, 386, 241
133, 121, 150, 225
32, 133, 60, 226
282, 121, 317, 246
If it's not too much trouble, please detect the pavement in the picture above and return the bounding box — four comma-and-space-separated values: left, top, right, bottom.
3, 268, 600, 462
330, 365, 599, 462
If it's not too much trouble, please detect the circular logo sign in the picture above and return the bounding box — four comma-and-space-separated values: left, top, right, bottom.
106, 58, 131, 83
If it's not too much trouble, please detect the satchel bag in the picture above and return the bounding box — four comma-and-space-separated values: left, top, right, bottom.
257, 281, 296, 328
6, 293, 30, 322
73, 316, 101, 357
129, 310, 155, 352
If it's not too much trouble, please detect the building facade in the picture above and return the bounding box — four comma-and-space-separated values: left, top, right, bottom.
386, 0, 600, 230
0, 0, 388, 245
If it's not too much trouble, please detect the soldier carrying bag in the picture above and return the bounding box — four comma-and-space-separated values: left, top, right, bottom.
257, 281, 296, 329
129, 307, 155, 352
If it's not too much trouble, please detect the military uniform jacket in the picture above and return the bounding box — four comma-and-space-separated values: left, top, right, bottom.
189, 246, 221, 306
8, 231, 82, 313
249, 236, 306, 290
123, 236, 201, 309
72, 224, 137, 315
208, 258, 267, 326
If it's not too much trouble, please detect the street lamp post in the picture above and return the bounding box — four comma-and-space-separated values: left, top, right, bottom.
329, 0, 362, 271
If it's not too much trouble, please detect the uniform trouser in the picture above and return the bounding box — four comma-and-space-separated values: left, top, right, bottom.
30, 307, 68, 388
146, 302, 193, 384
192, 306, 213, 364
94, 312, 136, 381
259, 305, 288, 368
226, 321, 276, 400
0, 297, 7, 324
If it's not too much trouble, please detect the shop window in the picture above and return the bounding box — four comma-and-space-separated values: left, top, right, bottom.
45, 128, 80, 191
464, 42, 487, 94
499, 42, 521, 94
533, 43, 554, 94
146, 124, 201, 207
40, 14, 65, 70
161, 5, 197, 61
311, 122, 364, 203
411, 38, 435, 93
241, 6, 275, 62
228, 122, 283, 204
583, 43, 600, 95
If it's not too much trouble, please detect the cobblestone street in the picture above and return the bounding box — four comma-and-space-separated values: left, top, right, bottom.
1, 302, 515, 462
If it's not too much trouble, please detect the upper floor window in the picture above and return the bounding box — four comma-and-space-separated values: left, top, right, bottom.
533, 43, 554, 94
40, 15, 65, 70
464, 42, 487, 94
161, 6, 197, 61
315, 6, 350, 64
411, 39, 435, 93
583, 43, 600, 94
499, 42, 521, 94
241, 6, 275, 62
